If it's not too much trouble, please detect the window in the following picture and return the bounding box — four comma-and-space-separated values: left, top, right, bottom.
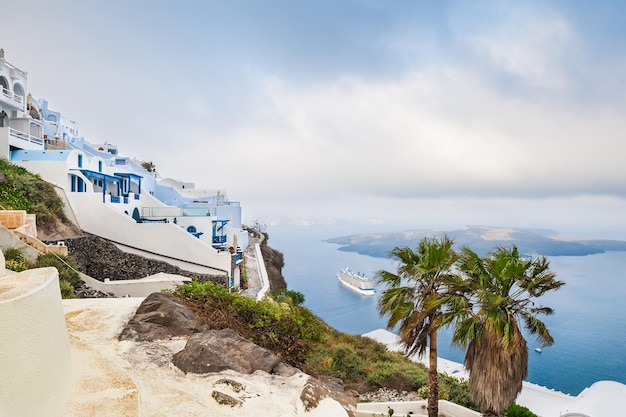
78, 154, 83, 168
186, 226, 197, 233
98, 160, 102, 172
70, 175, 86, 192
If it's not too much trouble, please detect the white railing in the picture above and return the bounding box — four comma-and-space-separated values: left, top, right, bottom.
9, 127, 44, 146
254, 243, 270, 301
1, 86, 24, 106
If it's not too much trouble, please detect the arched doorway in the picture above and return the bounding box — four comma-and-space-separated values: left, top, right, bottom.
132, 207, 141, 223
13, 82, 25, 103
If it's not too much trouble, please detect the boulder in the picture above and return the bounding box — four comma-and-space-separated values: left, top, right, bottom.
300, 376, 359, 417
211, 390, 243, 407
118, 292, 208, 341
172, 328, 284, 374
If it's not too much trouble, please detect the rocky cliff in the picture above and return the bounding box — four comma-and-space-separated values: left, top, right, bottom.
259, 233, 288, 290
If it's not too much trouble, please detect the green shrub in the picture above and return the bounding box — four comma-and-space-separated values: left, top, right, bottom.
0, 158, 67, 229
35, 253, 81, 298
172, 281, 326, 366
5, 259, 29, 272
59, 279, 75, 299
35, 253, 81, 286
506, 403, 538, 417
270, 288, 306, 306
367, 360, 427, 390
440, 375, 476, 410
3, 248, 31, 272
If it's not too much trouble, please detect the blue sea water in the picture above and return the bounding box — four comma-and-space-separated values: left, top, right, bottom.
266, 223, 626, 396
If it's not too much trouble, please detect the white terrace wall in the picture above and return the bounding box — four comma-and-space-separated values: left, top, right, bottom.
80, 272, 191, 298
13, 152, 78, 186
0, 265, 71, 417
356, 400, 481, 417
67, 192, 232, 275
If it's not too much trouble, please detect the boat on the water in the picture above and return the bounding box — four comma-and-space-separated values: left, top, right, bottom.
336, 267, 376, 296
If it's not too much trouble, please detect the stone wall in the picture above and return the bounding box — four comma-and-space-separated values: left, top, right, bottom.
65, 234, 227, 286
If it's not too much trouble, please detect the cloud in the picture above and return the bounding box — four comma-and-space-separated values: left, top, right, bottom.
175, 64, 626, 201
3, 0, 625, 233
460, 4, 576, 90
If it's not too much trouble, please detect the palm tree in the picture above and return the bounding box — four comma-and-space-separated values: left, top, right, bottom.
376, 236, 458, 417
442, 246, 565, 417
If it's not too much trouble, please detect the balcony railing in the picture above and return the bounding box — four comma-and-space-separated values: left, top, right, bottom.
9, 128, 44, 146
213, 236, 227, 244
1, 87, 24, 107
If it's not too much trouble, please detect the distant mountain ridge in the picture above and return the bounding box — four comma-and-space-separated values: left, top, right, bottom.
323, 226, 626, 258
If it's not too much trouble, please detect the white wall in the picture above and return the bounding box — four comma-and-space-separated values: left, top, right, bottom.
0, 127, 9, 159
356, 400, 480, 417
80, 272, 191, 298
0, 265, 72, 417
13, 156, 75, 188
68, 192, 232, 274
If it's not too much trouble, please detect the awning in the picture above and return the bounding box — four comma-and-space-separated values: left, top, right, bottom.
71, 169, 122, 184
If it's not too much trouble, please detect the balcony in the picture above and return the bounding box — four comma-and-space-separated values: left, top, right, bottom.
0, 86, 24, 109
9, 127, 44, 149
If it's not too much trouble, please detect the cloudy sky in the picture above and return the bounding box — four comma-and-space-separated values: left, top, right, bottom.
2, 1, 626, 237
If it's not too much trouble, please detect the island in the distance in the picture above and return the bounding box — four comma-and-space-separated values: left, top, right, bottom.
323, 225, 626, 258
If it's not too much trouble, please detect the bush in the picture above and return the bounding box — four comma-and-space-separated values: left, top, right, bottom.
0, 158, 67, 229
59, 279, 75, 299
367, 361, 427, 390
270, 288, 306, 306
439, 374, 476, 410
35, 253, 81, 298
35, 253, 81, 287
172, 281, 326, 367
3, 247, 31, 272
506, 403, 538, 417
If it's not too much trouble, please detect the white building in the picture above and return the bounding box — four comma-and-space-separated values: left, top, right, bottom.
2, 49, 247, 289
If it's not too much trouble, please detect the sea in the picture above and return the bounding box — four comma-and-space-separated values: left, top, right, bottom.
266, 223, 626, 397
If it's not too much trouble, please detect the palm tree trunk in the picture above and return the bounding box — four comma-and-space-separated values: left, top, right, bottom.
428, 329, 438, 417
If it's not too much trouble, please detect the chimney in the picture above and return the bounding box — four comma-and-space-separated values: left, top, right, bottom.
0, 49, 4, 59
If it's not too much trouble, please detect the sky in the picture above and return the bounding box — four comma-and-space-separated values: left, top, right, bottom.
2, 1, 626, 238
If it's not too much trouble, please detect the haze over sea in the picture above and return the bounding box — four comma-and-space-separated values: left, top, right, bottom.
267, 223, 626, 396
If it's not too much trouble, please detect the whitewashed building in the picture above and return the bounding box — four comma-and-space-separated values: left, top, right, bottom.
1, 49, 247, 289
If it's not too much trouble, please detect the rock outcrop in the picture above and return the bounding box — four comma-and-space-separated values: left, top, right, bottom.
259, 234, 288, 290
118, 292, 209, 341
172, 328, 288, 374
301, 376, 360, 415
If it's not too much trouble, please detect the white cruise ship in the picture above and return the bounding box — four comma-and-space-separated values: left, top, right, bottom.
336, 267, 376, 296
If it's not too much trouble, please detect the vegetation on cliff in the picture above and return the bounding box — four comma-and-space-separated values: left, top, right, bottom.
170, 280, 477, 410
0, 158, 71, 233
